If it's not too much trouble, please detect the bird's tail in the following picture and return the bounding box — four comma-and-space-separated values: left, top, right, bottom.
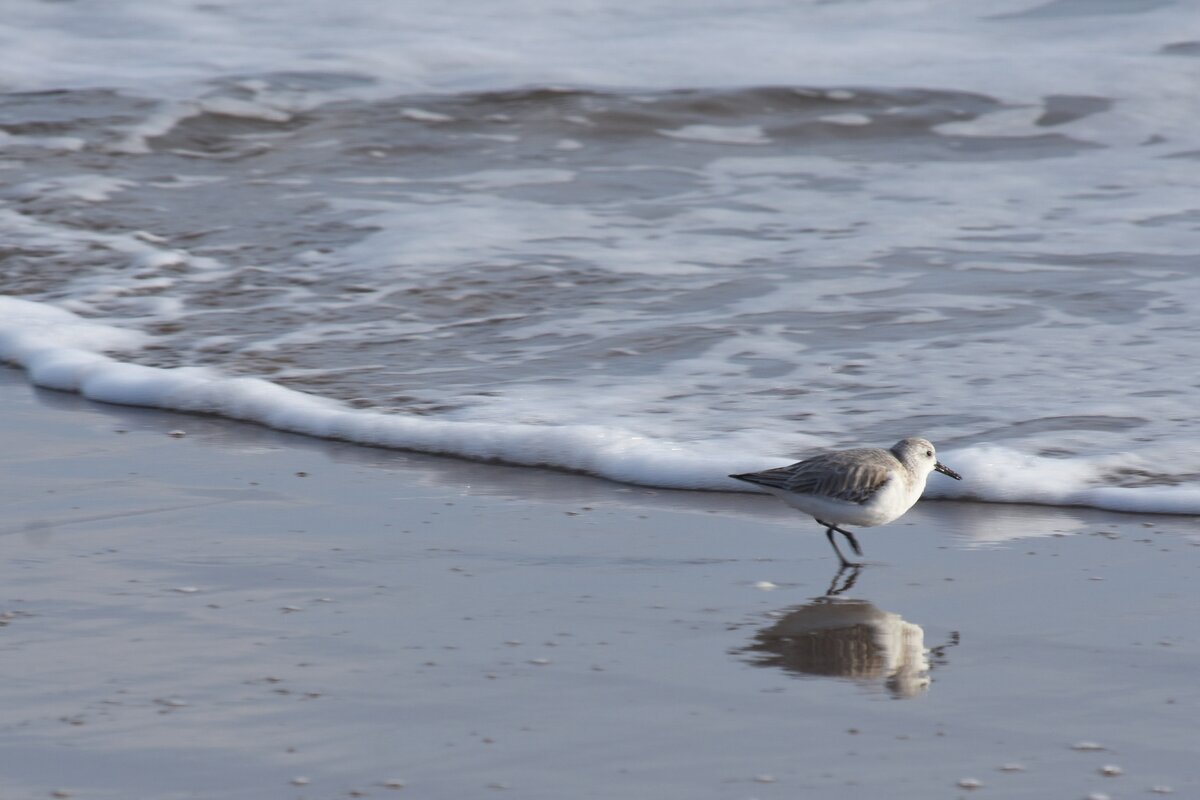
728, 468, 793, 491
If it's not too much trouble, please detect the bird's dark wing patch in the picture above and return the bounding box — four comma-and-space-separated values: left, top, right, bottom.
731, 449, 894, 504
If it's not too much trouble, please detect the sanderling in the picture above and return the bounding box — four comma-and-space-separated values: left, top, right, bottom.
729, 437, 961, 568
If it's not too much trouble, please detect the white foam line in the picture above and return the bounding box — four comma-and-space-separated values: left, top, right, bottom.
927, 445, 1200, 516
4, 294, 1200, 515
0, 296, 761, 490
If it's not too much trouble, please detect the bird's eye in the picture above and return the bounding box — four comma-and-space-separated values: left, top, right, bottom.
926, 450, 933, 457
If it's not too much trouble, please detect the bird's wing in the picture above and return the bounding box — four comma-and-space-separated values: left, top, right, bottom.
731, 450, 894, 504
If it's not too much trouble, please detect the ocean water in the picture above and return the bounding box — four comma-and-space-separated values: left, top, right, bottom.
3, 0, 1200, 512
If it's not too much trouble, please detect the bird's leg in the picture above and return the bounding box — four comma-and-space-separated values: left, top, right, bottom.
821, 523, 861, 569
818, 520, 863, 555
837, 526, 863, 556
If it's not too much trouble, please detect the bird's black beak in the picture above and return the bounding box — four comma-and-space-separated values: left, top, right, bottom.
935, 462, 962, 481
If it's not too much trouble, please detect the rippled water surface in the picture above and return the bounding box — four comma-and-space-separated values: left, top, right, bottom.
3, 0, 1200, 495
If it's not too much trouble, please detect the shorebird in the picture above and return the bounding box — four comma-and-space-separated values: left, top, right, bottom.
729, 437, 962, 568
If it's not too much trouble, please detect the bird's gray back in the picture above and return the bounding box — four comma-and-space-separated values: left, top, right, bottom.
736, 447, 898, 504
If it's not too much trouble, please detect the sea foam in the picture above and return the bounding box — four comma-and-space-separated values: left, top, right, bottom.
0, 296, 759, 488
3, 295, 1200, 516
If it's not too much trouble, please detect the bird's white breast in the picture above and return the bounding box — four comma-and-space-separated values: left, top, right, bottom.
767, 470, 927, 528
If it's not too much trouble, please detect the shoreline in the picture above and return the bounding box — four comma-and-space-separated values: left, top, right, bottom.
7, 295, 1200, 514
1, 367, 1197, 799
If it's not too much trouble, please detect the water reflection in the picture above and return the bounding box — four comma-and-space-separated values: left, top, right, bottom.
742, 569, 948, 699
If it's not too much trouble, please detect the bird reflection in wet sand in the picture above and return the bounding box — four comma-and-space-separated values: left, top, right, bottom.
741, 568, 953, 698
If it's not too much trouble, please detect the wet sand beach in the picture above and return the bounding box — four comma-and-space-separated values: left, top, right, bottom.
1, 366, 1197, 799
